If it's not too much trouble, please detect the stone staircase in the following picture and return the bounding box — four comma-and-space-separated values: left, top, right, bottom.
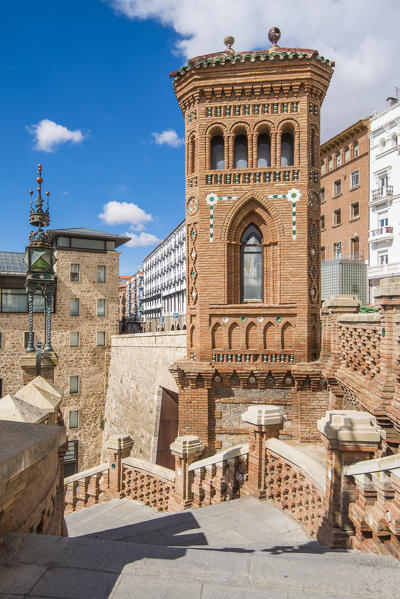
1, 497, 400, 598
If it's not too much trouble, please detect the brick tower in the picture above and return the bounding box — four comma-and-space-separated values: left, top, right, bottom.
170, 28, 334, 453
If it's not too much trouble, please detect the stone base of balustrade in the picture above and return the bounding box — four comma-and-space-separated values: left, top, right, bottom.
168, 494, 193, 512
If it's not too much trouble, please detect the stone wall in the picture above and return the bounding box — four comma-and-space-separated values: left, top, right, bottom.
102, 331, 186, 462
0, 247, 120, 471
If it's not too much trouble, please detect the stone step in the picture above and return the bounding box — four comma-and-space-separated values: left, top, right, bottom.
1, 532, 400, 599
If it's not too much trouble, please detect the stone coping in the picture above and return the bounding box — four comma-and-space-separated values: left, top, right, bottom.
322, 295, 360, 309
122, 457, 175, 483
113, 330, 186, 339
0, 395, 49, 423
111, 331, 186, 348
64, 463, 108, 485
338, 313, 381, 323
189, 443, 249, 471
266, 438, 327, 492
0, 421, 66, 484
344, 453, 400, 477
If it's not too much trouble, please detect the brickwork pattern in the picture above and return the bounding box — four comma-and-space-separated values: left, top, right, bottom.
191, 454, 248, 507
265, 448, 325, 538
122, 463, 173, 511
64, 468, 110, 515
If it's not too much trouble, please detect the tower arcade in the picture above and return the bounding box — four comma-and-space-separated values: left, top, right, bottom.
170, 29, 334, 452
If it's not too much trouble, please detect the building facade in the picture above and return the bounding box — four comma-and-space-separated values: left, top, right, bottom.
142, 220, 186, 332
368, 99, 400, 300
320, 118, 370, 262
119, 271, 144, 333
0, 227, 128, 473
169, 29, 334, 452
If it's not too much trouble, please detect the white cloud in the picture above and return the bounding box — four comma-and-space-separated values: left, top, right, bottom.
124, 232, 161, 247
152, 129, 184, 148
107, 0, 400, 140
99, 200, 153, 229
27, 119, 85, 152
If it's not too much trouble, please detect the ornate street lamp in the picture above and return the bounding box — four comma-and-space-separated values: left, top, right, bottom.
24, 164, 56, 353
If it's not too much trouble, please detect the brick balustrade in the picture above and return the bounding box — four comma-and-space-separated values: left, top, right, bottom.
189, 444, 248, 507
122, 457, 175, 511
64, 464, 110, 515
345, 453, 400, 558
265, 438, 326, 539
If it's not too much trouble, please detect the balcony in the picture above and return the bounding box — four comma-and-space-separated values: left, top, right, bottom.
368, 261, 400, 278
370, 186, 393, 207
368, 226, 394, 244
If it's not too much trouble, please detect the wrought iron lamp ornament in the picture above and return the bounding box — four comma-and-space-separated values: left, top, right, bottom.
24, 164, 56, 354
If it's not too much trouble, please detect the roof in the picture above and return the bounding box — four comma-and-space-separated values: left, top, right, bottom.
170, 47, 334, 81
47, 228, 130, 249
321, 118, 370, 156
0, 251, 26, 275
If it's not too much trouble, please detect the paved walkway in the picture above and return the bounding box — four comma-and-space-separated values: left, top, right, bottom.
1, 497, 400, 598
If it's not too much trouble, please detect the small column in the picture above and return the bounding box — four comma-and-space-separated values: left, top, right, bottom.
317, 410, 382, 547
248, 133, 254, 169
27, 293, 34, 352
276, 131, 282, 167
169, 435, 205, 510
242, 405, 284, 499
373, 279, 400, 400
106, 434, 134, 498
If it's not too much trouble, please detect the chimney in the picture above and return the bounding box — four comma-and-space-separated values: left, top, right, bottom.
386, 97, 398, 108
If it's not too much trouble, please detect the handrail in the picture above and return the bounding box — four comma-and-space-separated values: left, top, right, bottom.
64, 463, 108, 484
122, 457, 175, 483
266, 438, 327, 492
189, 443, 249, 471
344, 453, 400, 477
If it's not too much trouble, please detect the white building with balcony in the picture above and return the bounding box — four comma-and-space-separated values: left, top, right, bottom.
368, 98, 400, 301
142, 220, 186, 331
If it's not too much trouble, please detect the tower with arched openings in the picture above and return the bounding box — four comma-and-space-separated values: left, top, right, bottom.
170, 28, 334, 453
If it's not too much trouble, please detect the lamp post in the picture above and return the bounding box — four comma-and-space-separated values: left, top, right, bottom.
24, 164, 56, 355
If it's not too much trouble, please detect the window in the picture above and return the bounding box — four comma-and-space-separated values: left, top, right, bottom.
333, 242, 342, 259
321, 246, 326, 262
379, 217, 389, 227
281, 133, 294, 166
333, 209, 342, 226
24, 331, 34, 348
353, 141, 359, 157
351, 237, 360, 260
241, 225, 263, 302
211, 135, 225, 169
350, 170, 360, 189
320, 215, 326, 230
69, 375, 79, 394
69, 410, 79, 429
257, 134, 271, 167
70, 298, 79, 316
333, 179, 342, 196
97, 298, 106, 316
320, 188, 325, 203
379, 253, 388, 265
64, 440, 78, 477
70, 264, 80, 282
97, 265, 106, 283
70, 332, 79, 347
344, 147, 350, 162
351, 202, 360, 220
336, 152, 342, 167
96, 331, 106, 346
321, 162, 326, 175
392, 134, 398, 147
234, 135, 248, 169
380, 174, 389, 190
328, 156, 333, 171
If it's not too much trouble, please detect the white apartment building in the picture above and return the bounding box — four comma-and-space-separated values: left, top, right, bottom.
142, 220, 186, 331
368, 98, 400, 301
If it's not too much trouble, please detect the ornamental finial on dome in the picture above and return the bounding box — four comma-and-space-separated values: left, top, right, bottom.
224, 35, 235, 53
268, 26, 281, 48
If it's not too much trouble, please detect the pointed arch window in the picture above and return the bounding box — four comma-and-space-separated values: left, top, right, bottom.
234, 135, 248, 168
257, 134, 271, 167
241, 225, 263, 302
211, 135, 225, 169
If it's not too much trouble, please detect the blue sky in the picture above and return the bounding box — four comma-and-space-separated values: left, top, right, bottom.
2, 0, 400, 274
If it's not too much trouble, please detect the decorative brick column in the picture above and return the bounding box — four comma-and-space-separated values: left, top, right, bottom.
317, 410, 382, 547
242, 405, 284, 500
106, 434, 134, 498
169, 435, 205, 510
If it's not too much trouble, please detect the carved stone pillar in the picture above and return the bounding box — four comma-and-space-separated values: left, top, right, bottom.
317, 410, 382, 547
242, 405, 284, 499
106, 434, 134, 498
169, 435, 205, 510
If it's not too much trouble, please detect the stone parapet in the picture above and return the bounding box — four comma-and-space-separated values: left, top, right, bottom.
317, 410, 382, 444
